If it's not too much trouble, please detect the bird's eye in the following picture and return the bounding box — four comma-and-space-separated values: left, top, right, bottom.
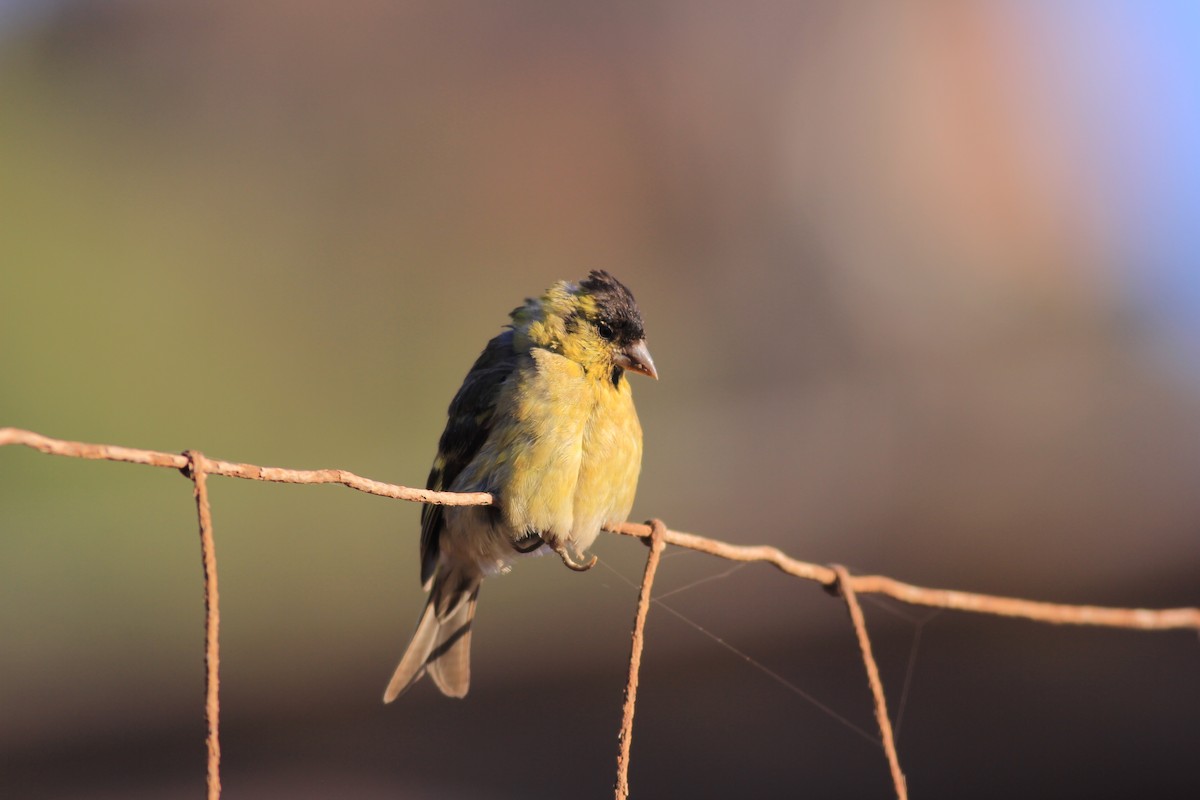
596, 320, 615, 340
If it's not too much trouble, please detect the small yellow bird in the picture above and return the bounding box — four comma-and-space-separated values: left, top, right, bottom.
384, 271, 657, 701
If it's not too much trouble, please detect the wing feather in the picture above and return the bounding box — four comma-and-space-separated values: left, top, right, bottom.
419, 329, 517, 587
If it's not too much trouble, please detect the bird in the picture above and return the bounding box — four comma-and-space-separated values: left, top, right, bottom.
383, 270, 657, 702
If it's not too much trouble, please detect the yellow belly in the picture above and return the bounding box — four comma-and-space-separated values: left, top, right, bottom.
443, 348, 643, 569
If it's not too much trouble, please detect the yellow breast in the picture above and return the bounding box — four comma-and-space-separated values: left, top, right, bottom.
484, 348, 643, 550
571, 368, 642, 551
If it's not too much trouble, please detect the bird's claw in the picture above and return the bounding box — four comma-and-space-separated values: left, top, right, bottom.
550, 540, 597, 572
514, 532, 596, 572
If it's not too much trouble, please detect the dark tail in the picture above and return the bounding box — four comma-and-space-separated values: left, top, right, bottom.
383, 569, 480, 702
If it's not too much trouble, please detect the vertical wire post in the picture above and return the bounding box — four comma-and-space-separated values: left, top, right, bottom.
832, 564, 907, 800
184, 451, 222, 800
614, 519, 667, 799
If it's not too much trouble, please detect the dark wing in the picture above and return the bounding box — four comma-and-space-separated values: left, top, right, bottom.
420, 329, 518, 587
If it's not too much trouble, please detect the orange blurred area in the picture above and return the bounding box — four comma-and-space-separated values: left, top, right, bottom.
2, 2, 1198, 797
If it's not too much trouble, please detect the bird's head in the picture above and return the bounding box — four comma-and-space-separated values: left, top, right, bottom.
513, 270, 658, 382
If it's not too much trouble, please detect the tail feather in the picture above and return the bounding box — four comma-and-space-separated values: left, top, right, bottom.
383, 571, 480, 702
427, 590, 477, 698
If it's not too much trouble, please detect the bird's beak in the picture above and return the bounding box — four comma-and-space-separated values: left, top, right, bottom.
616, 339, 658, 380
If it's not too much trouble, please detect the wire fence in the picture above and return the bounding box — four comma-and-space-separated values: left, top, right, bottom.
3, 426, 1198, 799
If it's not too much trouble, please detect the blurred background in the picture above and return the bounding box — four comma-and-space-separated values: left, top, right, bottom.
2, 1, 1199, 797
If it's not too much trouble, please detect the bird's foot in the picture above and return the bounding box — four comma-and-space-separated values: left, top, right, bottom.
512, 533, 545, 554
549, 539, 598, 572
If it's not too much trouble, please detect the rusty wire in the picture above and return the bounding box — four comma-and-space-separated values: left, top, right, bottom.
4, 426, 1199, 798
